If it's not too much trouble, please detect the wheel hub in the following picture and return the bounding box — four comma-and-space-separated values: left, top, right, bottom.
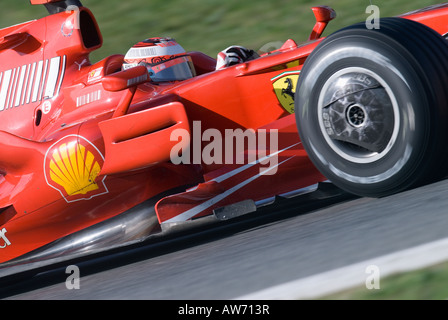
318, 67, 400, 163
346, 104, 366, 127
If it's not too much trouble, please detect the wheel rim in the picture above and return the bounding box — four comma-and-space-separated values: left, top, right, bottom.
317, 67, 400, 164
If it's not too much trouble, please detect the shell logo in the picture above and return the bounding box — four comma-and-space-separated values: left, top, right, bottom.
44, 135, 108, 202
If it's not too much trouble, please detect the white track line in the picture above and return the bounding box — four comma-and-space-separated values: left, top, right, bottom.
236, 237, 448, 300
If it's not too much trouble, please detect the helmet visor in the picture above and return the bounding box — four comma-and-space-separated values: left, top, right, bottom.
145, 56, 196, 82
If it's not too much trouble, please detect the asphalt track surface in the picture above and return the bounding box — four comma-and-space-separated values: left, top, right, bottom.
2, 178, 448, 300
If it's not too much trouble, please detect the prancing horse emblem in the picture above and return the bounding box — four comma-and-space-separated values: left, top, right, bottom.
282, 78, 295, 102
271, 71, 300, 114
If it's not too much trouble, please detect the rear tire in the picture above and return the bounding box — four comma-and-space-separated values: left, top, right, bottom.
295, 18, 448, 197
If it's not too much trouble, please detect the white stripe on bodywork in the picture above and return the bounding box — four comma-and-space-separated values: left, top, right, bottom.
15, 65, 27, 107
26, 62, 36, 104
0, 70, 12, 111
20, 64, 31, 106
55, 55, 66, 96
0, 56, 65, 111
211, 142, 301, 184
31, 60, 44, 103
8, 68, 17, 109
164, 152, 297, 224
38, 59, 49, 101
44, 56, 61, 99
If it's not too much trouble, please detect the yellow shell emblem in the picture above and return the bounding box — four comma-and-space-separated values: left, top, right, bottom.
44, 135, 108, 202
49, 142, 101, 196
272, 71, 300, 114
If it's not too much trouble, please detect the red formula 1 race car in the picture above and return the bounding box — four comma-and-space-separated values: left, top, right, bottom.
1, 0, 448, 276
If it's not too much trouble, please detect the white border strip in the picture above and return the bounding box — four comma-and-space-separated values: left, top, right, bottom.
235, 237, 448, 300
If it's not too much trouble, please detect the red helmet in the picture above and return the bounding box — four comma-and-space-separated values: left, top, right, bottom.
123, 37, 196, 82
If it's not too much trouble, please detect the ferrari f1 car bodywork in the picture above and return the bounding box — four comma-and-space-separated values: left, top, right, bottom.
1, 0, 448, 274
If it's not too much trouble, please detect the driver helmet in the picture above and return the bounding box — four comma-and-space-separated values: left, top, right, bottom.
122, 37, 196, 82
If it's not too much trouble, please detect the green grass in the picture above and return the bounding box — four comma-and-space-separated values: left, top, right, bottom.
322, 261, 448, 300
1, 0, 443, 62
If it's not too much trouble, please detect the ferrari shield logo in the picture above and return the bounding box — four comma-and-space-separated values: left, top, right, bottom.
44, 135, 108, 203
271, 71, 300, 114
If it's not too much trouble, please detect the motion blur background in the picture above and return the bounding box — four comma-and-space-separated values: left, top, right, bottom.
3, 0, 443, 62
